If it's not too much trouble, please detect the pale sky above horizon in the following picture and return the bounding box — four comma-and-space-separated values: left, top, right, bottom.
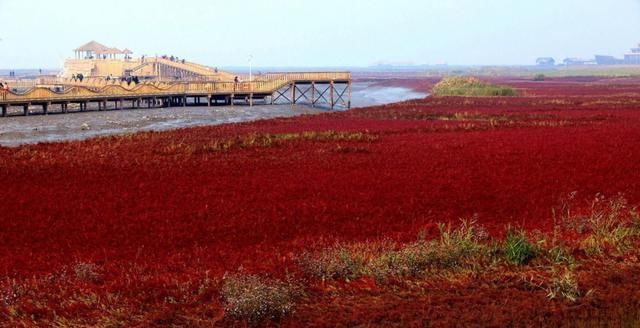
0, 0, 639, 69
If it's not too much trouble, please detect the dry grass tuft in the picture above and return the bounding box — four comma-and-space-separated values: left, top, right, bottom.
561, 194, 640, 256
221, 273, 302, 324
73, 262, 101, 283
547, 269, 581, 302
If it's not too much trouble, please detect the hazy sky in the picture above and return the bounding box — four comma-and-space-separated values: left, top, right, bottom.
1, 0, 639, 68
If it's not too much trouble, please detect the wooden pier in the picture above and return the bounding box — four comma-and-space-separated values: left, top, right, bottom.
0, 72, 351, 117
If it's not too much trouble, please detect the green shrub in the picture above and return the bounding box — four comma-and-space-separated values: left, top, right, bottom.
432, 77, 517, 97
503, 228, 537, 265
533, 74, 546, 81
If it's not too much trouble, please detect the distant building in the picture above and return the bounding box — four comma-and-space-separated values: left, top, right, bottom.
595, 55, 624, 65
624, 44, 640, 65
536, 57, 555, 66
563, 58, 586, 66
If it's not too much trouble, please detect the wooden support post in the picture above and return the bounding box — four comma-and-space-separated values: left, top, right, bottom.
23, 104, 29, 116
249, 94, 253, 107
330, 81, 335, 110
270, 94, 274, 105
1, 105, 7, 117
63, 102, 69, 113
311, 82, 316, 107
347, 80, 352, 109
43, 102, 50, 115
291, 83, 296, 105
98, 101, 102, 111
183, 96, 187, 107
207, 95, 212, 107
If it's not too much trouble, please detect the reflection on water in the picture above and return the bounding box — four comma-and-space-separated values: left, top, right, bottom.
0, 82, 426, 147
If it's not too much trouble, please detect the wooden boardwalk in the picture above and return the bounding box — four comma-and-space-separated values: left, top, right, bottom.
0, 72, 351, 117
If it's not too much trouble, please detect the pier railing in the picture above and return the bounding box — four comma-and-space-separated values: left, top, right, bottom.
264, 72, 351, 82
0, 72, 349, 104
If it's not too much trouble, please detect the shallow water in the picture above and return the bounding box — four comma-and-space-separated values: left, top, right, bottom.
0, 82, 426, 147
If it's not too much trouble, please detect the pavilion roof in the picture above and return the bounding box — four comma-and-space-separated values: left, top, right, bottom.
75, 40, 109, 52
95, 47, 124, 55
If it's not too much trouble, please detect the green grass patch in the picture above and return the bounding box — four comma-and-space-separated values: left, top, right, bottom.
503, 228, 538, 265
432, 77, 517, 97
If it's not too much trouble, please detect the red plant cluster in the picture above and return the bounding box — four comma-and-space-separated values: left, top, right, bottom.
1, 76, 640, 326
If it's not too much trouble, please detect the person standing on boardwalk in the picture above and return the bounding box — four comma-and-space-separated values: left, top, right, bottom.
234, 76, 239, 91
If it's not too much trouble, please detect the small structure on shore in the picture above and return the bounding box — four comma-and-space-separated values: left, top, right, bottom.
538, 42, 640, 66
536, 57, 555, 67
624, 44, 640, 65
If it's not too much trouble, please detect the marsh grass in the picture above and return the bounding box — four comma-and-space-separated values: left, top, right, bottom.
432, 77, 517, 97
161, 131, 378, 155
299, 219, 492, 283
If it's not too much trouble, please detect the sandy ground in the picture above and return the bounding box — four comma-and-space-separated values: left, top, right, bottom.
0, 82, 426, 147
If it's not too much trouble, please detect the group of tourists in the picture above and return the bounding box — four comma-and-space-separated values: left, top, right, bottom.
71, 73, 85, 82
161, 55, 187, 64
106, 74, 141, 86
123, 76, 140, 86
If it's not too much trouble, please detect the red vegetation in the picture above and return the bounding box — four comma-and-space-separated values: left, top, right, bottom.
1, 76, 640, 326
